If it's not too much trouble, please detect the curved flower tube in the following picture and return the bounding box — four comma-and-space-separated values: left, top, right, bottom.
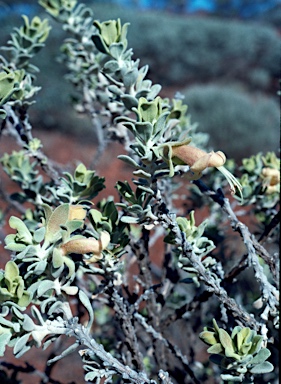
171, 145, 226, 180
162, 142, 243, 200
60, 231, 110, 264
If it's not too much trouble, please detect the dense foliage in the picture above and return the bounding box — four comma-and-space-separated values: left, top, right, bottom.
0, 1, 279, 383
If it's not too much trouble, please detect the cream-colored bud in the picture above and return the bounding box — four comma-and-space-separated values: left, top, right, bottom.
261, 167, 280, 194
60, 231, 110, 261
190, 151, 226, 174
261, 168, 280, 185
170, 144, 242, 199
172, 146, 226, 172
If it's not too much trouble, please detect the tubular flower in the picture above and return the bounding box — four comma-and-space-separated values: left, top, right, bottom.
171, 145, 226, 180
164, 143, 242, 199
261, 167, 280, 194
60, 231, 110, 264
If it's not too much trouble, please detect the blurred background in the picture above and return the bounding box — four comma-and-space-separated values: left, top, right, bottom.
0, 0, 280, 161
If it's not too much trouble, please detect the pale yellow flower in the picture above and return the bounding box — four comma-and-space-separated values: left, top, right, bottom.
164, 143, 243, 199
60, 231, 110, 264
261, 167, 280, 194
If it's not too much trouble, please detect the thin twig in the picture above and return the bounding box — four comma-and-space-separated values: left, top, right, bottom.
193, 181, 279, 323
134, 312, 200, 384
66, 320, 156, 384
112, 289, 144, 371
222, 199, 279, 318
154, 188, 262, 331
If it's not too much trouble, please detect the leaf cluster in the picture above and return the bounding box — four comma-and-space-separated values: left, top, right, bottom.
200, 319, 273, 382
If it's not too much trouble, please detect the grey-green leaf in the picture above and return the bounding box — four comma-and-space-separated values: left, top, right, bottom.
207, 343, 223, 354
250, 361, 274, 374
14, 333, 30, 356
22, 315, 35, 332
45, 204, 70, 242
37, 280, 55, 297
121, 94, 138, 110
0, 332, 12, 356
118, 155, 139, 168
121, 216, 139, 224
33, 226, 46, 243
220, 374, 243, 382
250, 348, 271, 365
78, 290, 94, 330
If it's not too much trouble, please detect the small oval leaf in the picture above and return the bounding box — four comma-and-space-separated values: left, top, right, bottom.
14, 333, 30, 355
78, 290, 94, 330
250, 361, 274, 374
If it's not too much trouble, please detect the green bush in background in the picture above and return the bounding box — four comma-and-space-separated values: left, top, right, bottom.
1, 3, 280, 91
182, 84, 279, 159
0, 3, 279, 159
92, 4, 280, 89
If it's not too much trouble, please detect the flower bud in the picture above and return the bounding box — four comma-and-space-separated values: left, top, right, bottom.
60, 231, 110, 264
167, 143, 242, 199
261, 167, 280, 194
171, 145, 226, 180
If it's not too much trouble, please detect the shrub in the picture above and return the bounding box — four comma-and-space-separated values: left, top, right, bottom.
92, 4, 280, 88
0, 1, 279, 383
0, 8, 94, 136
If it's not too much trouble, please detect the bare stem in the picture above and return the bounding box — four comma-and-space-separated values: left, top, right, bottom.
66, 320, 155, 384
